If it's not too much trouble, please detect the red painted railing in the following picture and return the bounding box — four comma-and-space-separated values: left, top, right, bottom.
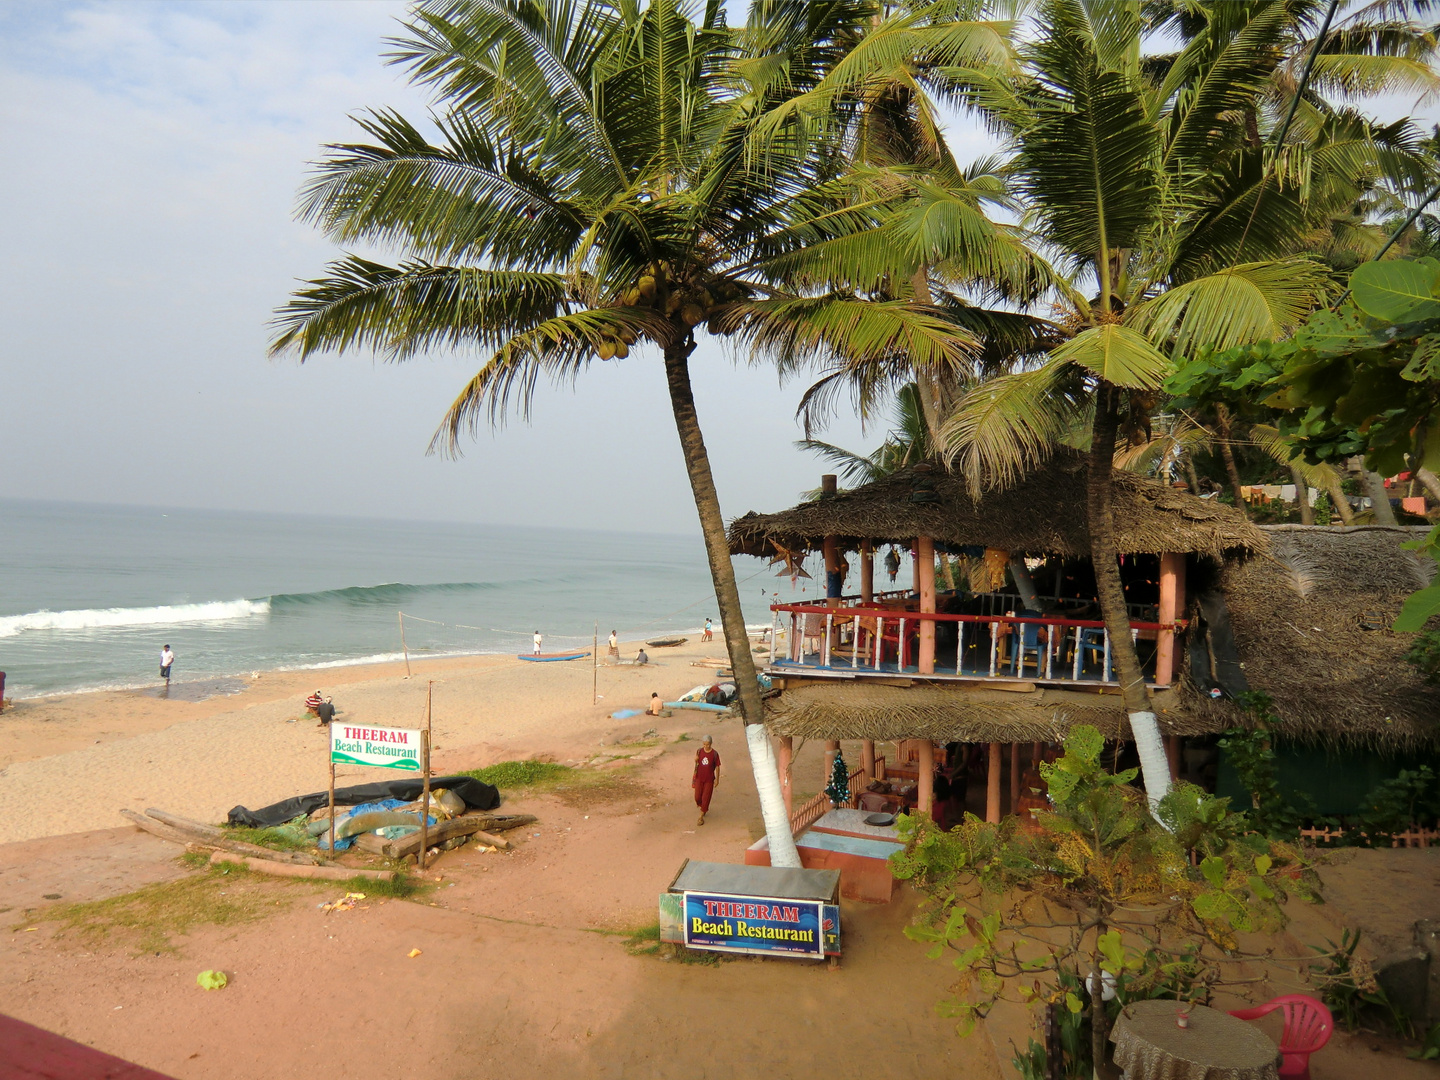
768, 602, 1183, 686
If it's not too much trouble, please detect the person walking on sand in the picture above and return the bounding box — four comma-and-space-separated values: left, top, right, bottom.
160, 645, 175, 685
692, 736, 720, 825
702, 617, 713, 642
533, 631, 543, 655
607, 630, 619, 659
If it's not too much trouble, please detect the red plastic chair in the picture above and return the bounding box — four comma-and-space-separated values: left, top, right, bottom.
1228, 995, 1333, 1079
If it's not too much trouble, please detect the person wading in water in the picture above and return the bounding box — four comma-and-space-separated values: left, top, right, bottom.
692, 736, 721, 825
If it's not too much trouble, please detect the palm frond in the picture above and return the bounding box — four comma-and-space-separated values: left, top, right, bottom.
1049, 324, 1172, 390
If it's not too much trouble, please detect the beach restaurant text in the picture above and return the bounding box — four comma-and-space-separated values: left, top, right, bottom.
683, 892, 823, 957
330, 724, 422, 771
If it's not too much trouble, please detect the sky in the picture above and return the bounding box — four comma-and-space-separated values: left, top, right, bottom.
0, 0, 962, 536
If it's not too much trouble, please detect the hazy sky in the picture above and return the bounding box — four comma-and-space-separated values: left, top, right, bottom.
0, 0, 947, 536
1, 3, 1433, 536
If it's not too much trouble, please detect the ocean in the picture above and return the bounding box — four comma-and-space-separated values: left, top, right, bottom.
0, 499, 819, 699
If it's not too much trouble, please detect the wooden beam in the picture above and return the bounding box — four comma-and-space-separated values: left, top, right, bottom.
918, 536, 936, 675
861, 540, 874, 605
986, 742, 1002, 823
1156, 553, 1185, 685
121, 809, 321, 866
1009, 743, 1020, 816
1166, 735, 1182, 782
383, 813, 537, 860
861, 739, 876, 782
918, 741, 934, 816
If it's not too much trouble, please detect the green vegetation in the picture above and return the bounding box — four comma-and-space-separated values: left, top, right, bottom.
624, 922, 723, 966
893, 725, 1314, 1076
459, 759, 657, 809
460, 760, 572, 789
221, 821, 314, 852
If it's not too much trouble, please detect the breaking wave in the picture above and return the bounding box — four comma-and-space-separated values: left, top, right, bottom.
0, 599, 270, 638
267, 582, 499, 607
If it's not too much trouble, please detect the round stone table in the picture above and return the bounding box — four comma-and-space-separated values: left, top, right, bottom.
1111, 1000, 1279, 1080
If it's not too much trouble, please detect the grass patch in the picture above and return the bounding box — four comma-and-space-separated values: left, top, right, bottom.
458, 759, 659, 809
459, 760, 572, 789
624, 922, 723, 965
221, 823, 313, 852
38, 865, 282, 955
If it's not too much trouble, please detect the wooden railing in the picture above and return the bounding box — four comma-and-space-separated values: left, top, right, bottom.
788, 766, 865, 837
768, 602, 1180, 686
1299, 824, 1438, 848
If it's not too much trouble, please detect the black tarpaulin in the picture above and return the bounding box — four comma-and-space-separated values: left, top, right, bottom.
227, 774, 500, 828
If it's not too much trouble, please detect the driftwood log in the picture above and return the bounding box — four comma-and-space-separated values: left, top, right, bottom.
144, 808, 226, 838
466, 829, 513, 851
208, 850, 394, 882
121, 809, 323, 866
383, 813, 536, 859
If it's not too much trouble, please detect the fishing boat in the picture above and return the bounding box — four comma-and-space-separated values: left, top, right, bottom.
517, 651, 591, 663
645, 637, 688, 648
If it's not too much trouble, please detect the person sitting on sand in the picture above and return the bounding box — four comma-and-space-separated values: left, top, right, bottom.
636, 648, 649, 665
305, 689, 326, 715
692, 736, 720, 825
647, 692, 664, 716
315, 698, 336, 727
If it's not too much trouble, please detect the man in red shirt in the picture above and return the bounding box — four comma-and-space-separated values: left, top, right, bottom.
692, 736, 721, 825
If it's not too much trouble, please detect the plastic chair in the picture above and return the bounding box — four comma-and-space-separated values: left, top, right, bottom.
1013, 619, 1044, 675
1228, 995, 1333, 1079
1077, 626, 1108, 678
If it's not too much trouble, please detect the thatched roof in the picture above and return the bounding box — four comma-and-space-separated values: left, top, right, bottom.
728, 451, 1266, 560
1184, 526, 1440, 751
763, 681, 1211, 743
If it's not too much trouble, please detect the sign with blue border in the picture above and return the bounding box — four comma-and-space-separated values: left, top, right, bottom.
681, 891, 825, 958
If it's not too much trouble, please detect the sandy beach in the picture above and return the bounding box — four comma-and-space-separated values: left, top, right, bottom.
0, 634, 753, 845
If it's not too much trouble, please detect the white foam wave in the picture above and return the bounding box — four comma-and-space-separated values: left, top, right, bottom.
0, 599, 270, 638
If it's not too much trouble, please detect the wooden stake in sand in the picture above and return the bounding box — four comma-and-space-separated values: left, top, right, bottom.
593, 621, 599, 705
328, 732, 337, 857
418, 682, 433, 870
398, 611, 411, 679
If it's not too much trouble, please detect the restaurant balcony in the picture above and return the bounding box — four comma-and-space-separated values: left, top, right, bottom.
766, 598, 1183, 690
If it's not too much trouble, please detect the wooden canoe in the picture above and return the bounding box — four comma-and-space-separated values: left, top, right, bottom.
517, 651, 590, 662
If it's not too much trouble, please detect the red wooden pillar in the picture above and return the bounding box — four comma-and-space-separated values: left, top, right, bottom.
918, 740, 935, 816
1156, 553, 1186, 686
986, 741, 1002, 823
778, 736, 794, 818
1166, 734, 1182, 782
1009, 743, 1020, 815
918, 536, 936, 675
861, 739, 876, 781
861, 540, 874, 604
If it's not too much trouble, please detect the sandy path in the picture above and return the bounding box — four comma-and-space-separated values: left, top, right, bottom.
0, 635, 738, 843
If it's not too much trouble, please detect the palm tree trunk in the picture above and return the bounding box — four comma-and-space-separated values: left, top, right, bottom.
1418, 468, 1440, 505
663, 343, 801, 868
1322, 471, 1355, 524
1183, 453, 1202, 496
1213, 406, 1249, 518
1289, 465, 1314, 525
1088, 384, 1171, 813
1361, 468, 1398, 525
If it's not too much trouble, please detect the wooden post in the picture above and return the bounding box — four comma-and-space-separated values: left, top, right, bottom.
1009, 743, 1020, 815
1155, 553, 1185, 686
398, 611, 411, 679
327, 746, 336, 857
861, 739, 876, 782
986, 741, 1002, 823
592, 621, 599, 704
778, 736, 794, 818
418, 682, 433, 871
1166, 735, 1182, 781
918, 536, 936, 675
861, 540, 874, 604
918, 740, 934, 816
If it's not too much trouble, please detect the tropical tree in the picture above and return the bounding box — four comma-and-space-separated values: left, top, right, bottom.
269, 0, 1004, 866
933, 0, 1438, 812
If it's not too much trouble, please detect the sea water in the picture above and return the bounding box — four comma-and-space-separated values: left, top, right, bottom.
0, 499, 822, 699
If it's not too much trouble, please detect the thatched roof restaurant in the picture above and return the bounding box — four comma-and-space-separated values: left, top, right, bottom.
728, 450, 1267, 561
1186, 525, 1440, 751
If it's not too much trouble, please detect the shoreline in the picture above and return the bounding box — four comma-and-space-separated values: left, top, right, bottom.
0, 632, 747, 845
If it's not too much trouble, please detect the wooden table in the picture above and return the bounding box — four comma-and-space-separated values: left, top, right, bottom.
1111, 1000, 1279, 1080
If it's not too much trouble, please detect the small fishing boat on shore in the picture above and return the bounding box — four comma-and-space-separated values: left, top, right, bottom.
517, 652, 590, 663
645, 637, 688, 648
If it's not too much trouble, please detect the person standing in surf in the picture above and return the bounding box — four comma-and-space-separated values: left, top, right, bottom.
159, 644, 175, 685
533, 631, 543, 655
692, 736, 720, 825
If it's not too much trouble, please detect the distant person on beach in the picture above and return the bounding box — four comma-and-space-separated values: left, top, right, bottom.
636, 648, 649, 665
305, 689, 325, 714
608, 630, 619, 658
647, 692, 664, 716
315, 699, 336, 727
160, 645, 175, 684
533, 631, 543, 655
692, 736, 720, 825
702, 618, 713, 642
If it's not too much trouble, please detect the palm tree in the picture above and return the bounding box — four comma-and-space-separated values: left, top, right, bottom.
270, 0, 995, 866
935, 0, 1439, 810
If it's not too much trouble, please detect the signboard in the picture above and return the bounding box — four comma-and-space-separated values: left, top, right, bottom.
682, 891, 826, 959
330, 724, 421, 772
